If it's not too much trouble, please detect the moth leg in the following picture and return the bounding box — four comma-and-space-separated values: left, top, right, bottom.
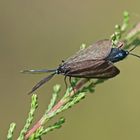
64, 76, 74, 91
64, 68, 76, 90
69, 77, 73, 87
69, 77, 77, 92
64, 76, 68, 89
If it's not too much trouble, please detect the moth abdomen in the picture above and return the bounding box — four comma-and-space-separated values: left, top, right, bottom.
106, 48, 129, 63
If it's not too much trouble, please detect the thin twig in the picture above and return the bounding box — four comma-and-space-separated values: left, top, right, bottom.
25, 78, 88, 139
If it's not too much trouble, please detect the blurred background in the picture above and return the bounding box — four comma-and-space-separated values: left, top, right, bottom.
0, 0, 140, 139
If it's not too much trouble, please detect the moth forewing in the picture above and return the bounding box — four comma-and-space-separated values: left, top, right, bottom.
64, 39, 112, 64
64, 60, 120, 78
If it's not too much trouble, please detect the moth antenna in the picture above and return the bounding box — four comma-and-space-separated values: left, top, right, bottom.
28, 72, 56, 94
21, 69, 57, 74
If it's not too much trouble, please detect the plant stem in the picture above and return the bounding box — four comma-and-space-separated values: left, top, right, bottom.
25, 78, 88, 139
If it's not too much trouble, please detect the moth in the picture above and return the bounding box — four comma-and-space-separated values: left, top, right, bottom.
22, 39, 140, 94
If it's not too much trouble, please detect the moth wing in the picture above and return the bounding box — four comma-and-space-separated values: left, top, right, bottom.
65, 39, 112, 64
65, 60, 120, 78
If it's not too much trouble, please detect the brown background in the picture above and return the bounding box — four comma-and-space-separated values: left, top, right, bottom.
0, 0, 140, 139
